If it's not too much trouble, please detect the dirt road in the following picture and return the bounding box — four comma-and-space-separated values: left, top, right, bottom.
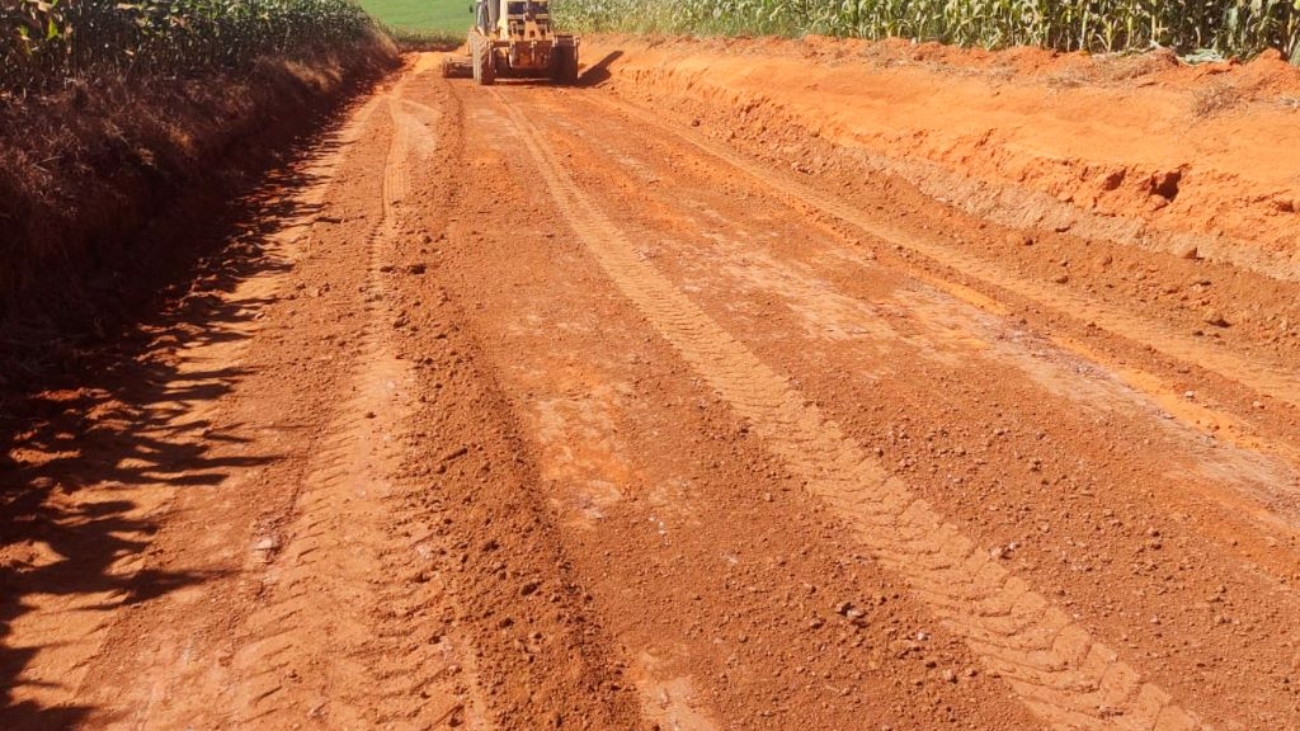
4, 48, 1300, 731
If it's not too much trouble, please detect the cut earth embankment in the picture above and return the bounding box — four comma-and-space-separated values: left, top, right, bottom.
0, 34, 398, 329
588, 35, 1300, 283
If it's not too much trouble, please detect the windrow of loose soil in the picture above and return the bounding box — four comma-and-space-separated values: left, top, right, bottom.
587, 35, 1300, 283
0, 32, 398, 328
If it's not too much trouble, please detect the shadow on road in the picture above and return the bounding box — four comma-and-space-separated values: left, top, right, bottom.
0, 103, 358, 730
578, 50, 623, 88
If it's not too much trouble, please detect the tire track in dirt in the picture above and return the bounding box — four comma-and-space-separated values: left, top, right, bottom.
221, 90, 488, 730
578, 94, 1300, 415
1, 91, 389, 728
494, 88, 1205, 731
82, 59, 637, 730
350, 70, 649, 731
68, 73, 483, 730
561, 92, 1300, 545
442, 94, 1043, 730
534, 94, 1300, 566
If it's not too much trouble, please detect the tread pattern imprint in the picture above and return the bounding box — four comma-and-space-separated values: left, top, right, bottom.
223, 76, 487, 731
494, 89, 1207, 731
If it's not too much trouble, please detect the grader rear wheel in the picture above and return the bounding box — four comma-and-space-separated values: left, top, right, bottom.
473, 37, 496, 86
552, 45, 578, 86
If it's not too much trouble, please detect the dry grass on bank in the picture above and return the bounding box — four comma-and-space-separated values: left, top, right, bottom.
0, 34, 398, 325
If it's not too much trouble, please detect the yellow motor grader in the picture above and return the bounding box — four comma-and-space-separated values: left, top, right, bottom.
442, 0, 579, 85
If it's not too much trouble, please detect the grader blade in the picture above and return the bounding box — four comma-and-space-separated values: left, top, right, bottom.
441, 55, 473, 79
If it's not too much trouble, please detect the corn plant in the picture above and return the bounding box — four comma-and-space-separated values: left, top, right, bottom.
554, 0, 1300, 61
2, 0, 379, 92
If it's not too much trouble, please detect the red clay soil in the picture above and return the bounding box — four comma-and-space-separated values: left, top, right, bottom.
3, 42, 1300, 731
590, 35, 1300, 282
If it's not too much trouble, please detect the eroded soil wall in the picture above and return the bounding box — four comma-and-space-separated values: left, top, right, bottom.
590, 36, 1300, 282
0, 34, 398, 324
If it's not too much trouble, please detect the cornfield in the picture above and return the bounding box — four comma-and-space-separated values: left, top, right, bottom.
557, 0, 1300, 60
2, 0, 378, 92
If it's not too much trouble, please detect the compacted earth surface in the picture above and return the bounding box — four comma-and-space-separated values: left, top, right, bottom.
3, 41, 1300, 731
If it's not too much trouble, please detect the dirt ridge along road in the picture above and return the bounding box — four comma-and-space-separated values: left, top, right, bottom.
586, 38, 1300, 285
555, 88, 1300, 563
501, 82, 1300, 727
446, 81, 1052, 731
576, 91, 1300, 420
215, 82, 465, 729
0, 83, 385, 726
4, 57, 640, 730
492, 87, 1203, 730
361, 65, 645, 731
29, 67, 476, 730
569, 83, 1300, 491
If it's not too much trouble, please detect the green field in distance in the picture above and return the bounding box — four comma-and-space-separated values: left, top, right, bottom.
358, 0, 472, 33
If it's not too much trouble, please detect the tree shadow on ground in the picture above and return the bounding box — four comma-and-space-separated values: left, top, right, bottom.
0, 100, 363, 730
